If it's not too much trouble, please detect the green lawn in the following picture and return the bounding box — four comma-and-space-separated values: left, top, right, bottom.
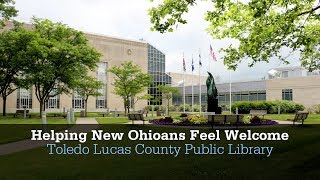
0, 116, 73, 124
96, 117, 130, 124
0, 117, 74, 143
265, 114, 320, 124
96, 115, 166, 124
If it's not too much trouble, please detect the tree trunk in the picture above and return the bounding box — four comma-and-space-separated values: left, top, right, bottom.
39, 99, 45, 117
167, 98, 170, 116
2, 96, 6, 116
84, 98, 88, 117
124, 98, 127, 116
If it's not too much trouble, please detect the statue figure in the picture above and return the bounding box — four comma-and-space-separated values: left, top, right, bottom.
206, 72, 218, 99
206, 72, 221, 114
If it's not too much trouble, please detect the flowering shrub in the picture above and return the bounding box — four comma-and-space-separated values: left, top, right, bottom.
249, 119, 278, 125
180, 113, 188, 117
250, 116, 262, 124
149, 115, 278, 126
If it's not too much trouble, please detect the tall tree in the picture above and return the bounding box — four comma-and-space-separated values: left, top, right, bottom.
0, 23, 35, 116
157, 84, 180, 115
108, 61, 152, 115
0, 0, 18, 26
25, 18, 101, 115
132, 94, 153, 111
74, 76, 104, 117
149, 0, 320, 71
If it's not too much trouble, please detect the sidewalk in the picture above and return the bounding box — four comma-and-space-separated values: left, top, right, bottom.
0, 118, 99, 156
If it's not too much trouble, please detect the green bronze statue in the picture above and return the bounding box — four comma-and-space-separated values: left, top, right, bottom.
206, 72, 221, 114
206, 72, 218, 99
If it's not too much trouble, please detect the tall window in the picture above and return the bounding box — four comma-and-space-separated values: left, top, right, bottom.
45, 87, 60, 109
282, 89, 293, 101
96, 62, 107, 109
72, 91, 84, 109
17, 88, 32, 109
282, 71, 289, 78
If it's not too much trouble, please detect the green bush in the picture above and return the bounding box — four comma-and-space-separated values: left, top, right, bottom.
231, 100, 305, 114
179, 104, 191, 112
145, 105, 166, 111
201, 104, 207, 112
312, 104, 320, 114
169, 106, 177, 112
192, 104, 201, 112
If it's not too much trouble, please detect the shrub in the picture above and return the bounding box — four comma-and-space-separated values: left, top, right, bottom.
154, 105, 166, 111
313, 104, 320, 114
145, 105, 152, 111
180, 113, 188, 117
201, 104, 207, 112
169, 106, 177, 112
250, 116, 262, 124
179, 104, 191, 112
192, 104, 201, 112
231, 100, 305, 114
160, 116, 173, 123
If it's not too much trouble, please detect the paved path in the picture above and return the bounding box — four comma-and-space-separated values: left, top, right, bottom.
0, 118, 99, 156
274, 120, 299, 125
125, 120, 151, 125
76, 117, 99, 124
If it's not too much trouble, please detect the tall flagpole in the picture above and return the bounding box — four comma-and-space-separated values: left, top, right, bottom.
183, 52, 186, 113
191, 54, 194, 113
199, 50, 202, 115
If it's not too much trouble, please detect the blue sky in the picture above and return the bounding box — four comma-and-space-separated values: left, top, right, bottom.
13, 0, 301, 83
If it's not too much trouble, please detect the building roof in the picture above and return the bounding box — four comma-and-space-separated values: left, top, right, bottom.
268, 66, 304, 72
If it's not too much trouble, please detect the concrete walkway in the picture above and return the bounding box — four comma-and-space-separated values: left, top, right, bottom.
274, 120, 299, 125
76, 117, 99, 124
0, 118, 99, 156
125, 120, 151, 125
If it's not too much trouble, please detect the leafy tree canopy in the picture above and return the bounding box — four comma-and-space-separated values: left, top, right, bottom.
75, 76, 104, 101
108, 61, 152, 114
157, 84, 180, 101
25, 18, 101, 114
0, 22, 36, 115
0, 0, 17, 25
74, 75, 104, 117
149, 0, 320, 71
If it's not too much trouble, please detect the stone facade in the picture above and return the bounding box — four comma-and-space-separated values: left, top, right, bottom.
0, 30, 149, 113
266, 76, 320, 108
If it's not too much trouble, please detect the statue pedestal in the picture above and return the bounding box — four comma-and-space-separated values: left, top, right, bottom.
207, 98, 222, 114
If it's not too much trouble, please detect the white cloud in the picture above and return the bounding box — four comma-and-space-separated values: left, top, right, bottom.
13, 0, 300, 83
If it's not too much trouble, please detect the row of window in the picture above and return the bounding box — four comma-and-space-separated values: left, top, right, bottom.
172, 89, 293, 105
17, 94, 107, 110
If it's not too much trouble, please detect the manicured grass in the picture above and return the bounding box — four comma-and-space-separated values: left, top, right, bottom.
96, 116, 164, 124
0, 116, 74, 124
265, 114, 320, 124
0, 116, 74, 143
96, 117, 130, 124
0, 124, 73, 144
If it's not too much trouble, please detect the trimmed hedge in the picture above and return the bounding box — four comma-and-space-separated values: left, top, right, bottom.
231, 100, 304, 114
145, 105, 166, 111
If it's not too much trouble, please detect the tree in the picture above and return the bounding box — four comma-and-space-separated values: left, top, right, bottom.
74, 76, 104, 117
157, 84, 180, 115
24, 18, 101, 115
132, 94, 153, 111
0, 0, 18, 26
108, 61, 152, 115
0, 23, 35, 116
149, 0, 320, 71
